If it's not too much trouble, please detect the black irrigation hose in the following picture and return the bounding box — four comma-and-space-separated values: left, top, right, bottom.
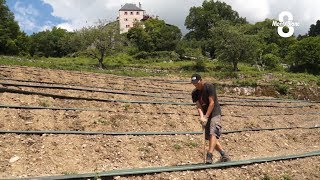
0, 87, 192, 105
0, 77, 188, 95
1, 75, 316, 103
0, 104, 179, 115
15, 150, 320, 180
220, 95, 309, 102
0, 76, 187, 94
2, 81, 317, 104
0, 126, 318, 136
222, 99, 315, 104
0, 81, 186, 99
3, 104, 320, 118
0, 87, 314, 108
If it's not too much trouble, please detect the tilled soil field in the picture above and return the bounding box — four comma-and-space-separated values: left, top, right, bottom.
0, 65, 319, 179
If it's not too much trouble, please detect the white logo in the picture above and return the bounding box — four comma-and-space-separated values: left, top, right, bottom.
272, 11, 299, 38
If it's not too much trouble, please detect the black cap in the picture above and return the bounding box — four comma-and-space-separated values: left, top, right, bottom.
191, 74, 201, 83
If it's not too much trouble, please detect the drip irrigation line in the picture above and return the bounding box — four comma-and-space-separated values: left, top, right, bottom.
1, 76, 316, 104
0, 77, 187, 95
2, 81, 316, 104
1, 104, 319, 118
256, 112, 320, 117
1, 126, 318, 136
219, 103, 312, 108
2, 77, 317, 104
15, 150, 320, 180
220, 95, 312, 103
222, 99, 315, 104
0, 81, 186, 99
1, 67, 319, 103
0, 104, 106, 112
0, 87, 315, 108
0, 104, 179, 115
0, 87, 192, 105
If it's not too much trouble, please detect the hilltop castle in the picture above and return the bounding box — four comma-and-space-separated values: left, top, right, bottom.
118, 3, 145, 34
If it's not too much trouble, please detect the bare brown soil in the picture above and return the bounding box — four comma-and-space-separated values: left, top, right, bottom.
0, 65, 319, 179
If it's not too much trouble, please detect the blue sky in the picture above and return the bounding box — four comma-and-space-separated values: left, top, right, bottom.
6, 0, 66, 34
6, 0, 320, 36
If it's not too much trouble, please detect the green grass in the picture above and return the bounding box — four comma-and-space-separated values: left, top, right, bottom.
173, 144, 182, 150
0, 55, 318, 87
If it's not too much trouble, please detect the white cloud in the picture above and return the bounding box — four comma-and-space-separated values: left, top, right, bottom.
13, 1, 40, 32
223, 0, 271, 22
40, 0, 320, 35
15, 14, 37, 31
39, 21, 55, 32
14, 1, 39, 16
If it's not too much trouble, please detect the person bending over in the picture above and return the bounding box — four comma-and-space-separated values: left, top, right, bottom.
191, 73, 230, 164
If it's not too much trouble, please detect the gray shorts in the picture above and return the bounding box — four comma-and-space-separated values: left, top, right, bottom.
205, 115, 222, 140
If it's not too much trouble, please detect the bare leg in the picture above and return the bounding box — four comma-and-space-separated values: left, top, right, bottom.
208, 135, 224, 153
208, 135, 217, 153
214, 141, 223, 152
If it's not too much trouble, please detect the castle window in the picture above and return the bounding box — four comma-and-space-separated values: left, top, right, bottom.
124, 12, 128, 15
124, 18, 128, 21
136, 12, 140, 15
130, 12, 133, 15
126, 25, 130, 28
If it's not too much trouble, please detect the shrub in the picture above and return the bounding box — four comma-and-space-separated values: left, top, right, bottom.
133, 51, 180, 61
272, 81, 289, 95
262, 53, 282, 70
194, 59, 206, 71
233, 79, 258, 87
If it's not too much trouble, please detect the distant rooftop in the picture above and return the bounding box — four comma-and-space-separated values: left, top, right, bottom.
119, 3, 144, 11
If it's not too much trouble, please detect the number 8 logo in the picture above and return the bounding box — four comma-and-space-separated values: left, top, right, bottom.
278, 11, 294, 38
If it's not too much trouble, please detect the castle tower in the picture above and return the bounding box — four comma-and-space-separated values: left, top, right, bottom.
119, 3, 145, 34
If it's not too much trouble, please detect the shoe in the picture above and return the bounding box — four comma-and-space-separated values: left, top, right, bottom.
219, 153, 231, 162
206, 152, 213, 164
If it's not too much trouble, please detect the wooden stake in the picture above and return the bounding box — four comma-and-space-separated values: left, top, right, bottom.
203, 127, 206, 163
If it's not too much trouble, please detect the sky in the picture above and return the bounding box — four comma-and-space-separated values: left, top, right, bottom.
6, 0, 320, 36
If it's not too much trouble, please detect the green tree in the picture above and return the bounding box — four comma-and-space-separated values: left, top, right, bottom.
79, 21, 123, 69
308, 20, 320, 36
248, 19, 279, 44
211, 21, 257, 71
286, 36, 320, 75
184, 0, 246, 57
248, 18, 297, 68
185, 0, 246, 39
127, 24, 154, 52
15, 32, 30, 56
30, 27, 72, 57
176, 39, 204, 59
0, 0, 26, 55
127, 19, 181, 52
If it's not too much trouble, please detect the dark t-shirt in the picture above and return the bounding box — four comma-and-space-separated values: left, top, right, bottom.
192, 83, 221, 118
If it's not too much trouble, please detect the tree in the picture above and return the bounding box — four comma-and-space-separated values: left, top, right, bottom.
79, 21, 123, 69
248, 19, 280, 44
248, 18, 297, 67
127, 24, 154, 52
185, 0, 246, 39
0, 0, 26, 55
211, 21, 257, 71
30, 27, 72, 57
308, 20, 320, 36
127, 19, 181, 52
286, 36, 320, 75
184, 0, 246, 57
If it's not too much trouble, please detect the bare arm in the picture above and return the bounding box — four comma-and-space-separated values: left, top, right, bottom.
195, 100, 204, 118
204, 95, 214, 118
